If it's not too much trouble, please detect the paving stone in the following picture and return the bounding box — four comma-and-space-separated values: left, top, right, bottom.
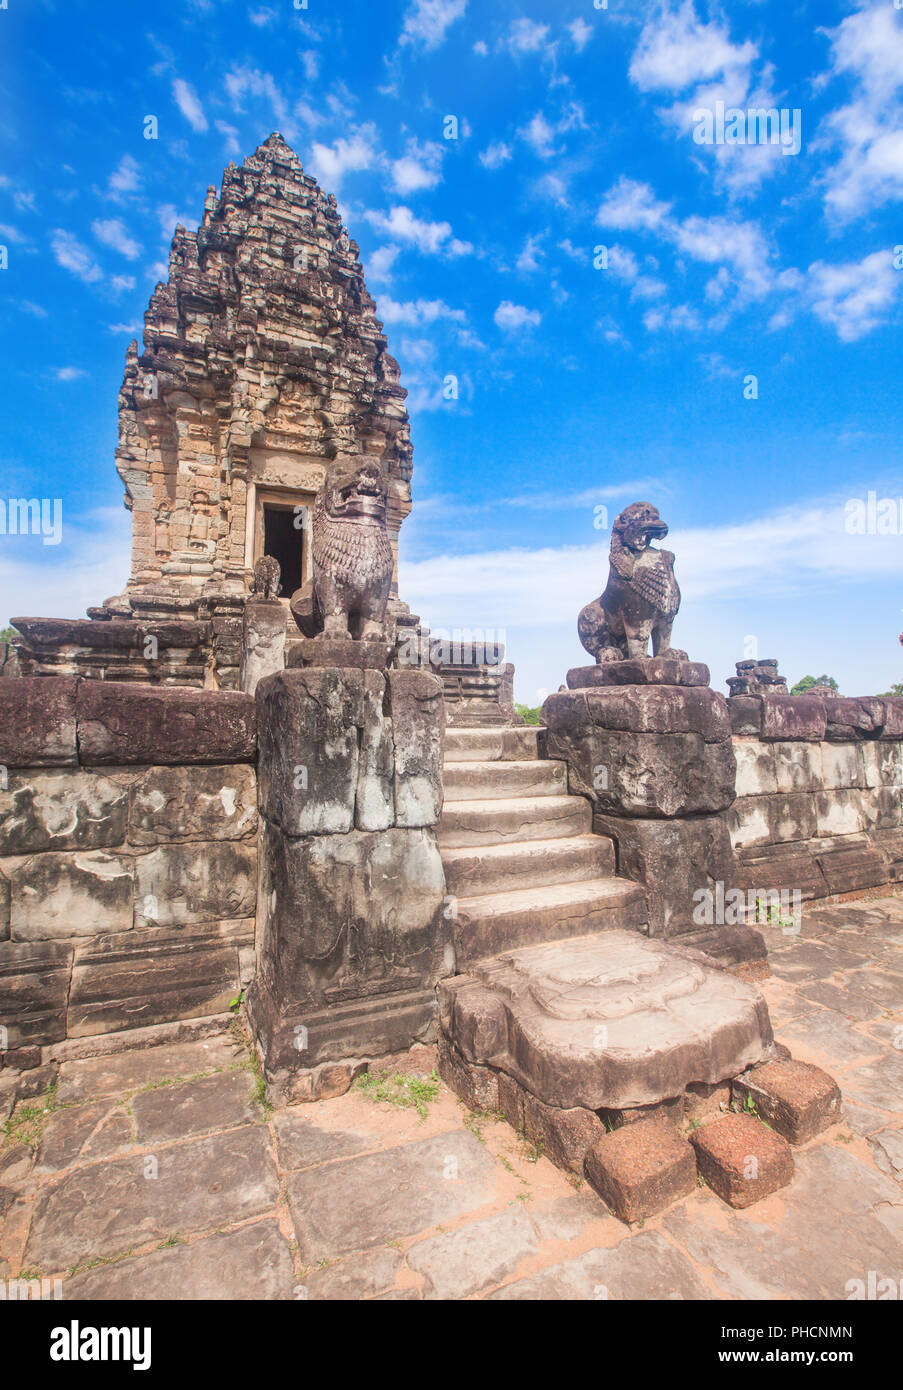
300, 1247, 405, 1301
839, 969, 903, 1010
286, 1131, 498, 1262
869, 1129, 903, 1182
24, 1126, 278, 1270
488, 1229, 711, 1300
56, 1036, 239, 1105
690, 1114, 793, 1208
64, 1221, 295, 1299
835, 1052, 903, 1110
732, 1059, 842, 1144
272, 1112, 373, 1171
797, 979, 881, 1021
36, 1102, 132, 1172
131, 1071, 257, 1143
777, 1009, 882, 1067
583, 1118, 697, 1223
528, 1190, 615, 1243
406, 1206, 538, 1300
842, 1102, 889, 1137
768, 942, 870, 983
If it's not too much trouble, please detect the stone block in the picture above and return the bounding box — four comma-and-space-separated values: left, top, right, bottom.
0, 676, 79, 768
521, 1090, 606, 1174
256, 667, 378, 835
811, 834, 888, 895
819, 743, 867, 791
814, 790, 869, 836
0, 940, 72, 1047
10, 851, 134, 941
728, 695, 763, 736
566, 657, 710, 688
388, 669, 444, 827
733, 740, 777, 797
0, 867, 9, 942
862, 741, 903, 791
356, 668, 394, 833
689, 1113, 794, 1208
881, 700, 903, 738
772, 741, 824, 794
240, 599, 286, 696
734, 840, 828, 902
133, 841, 257, 926
543, 688, 736, 819
728, 792, 817, 849
76, 681, 256, 764
760, 695, 826, 741
128, 763, 258, 844
732, 1059, 842, 1144
0, 771, 128, 854
584, 1118, 697, 1223
437, 1035, 500, 1113
824, 697, 886, 742
593, 812, 736, 937
68, 924, 245, 1036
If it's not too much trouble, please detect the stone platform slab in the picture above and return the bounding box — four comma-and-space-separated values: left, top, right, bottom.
440, 930, 773, 1112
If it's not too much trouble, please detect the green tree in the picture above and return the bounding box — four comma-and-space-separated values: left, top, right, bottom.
515, 703, 542, 726
880, 682, 903, 697
0, 626, 16, 644
790, 674, 840, 696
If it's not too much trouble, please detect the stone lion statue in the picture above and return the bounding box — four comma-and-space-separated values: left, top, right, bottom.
578, 502, 686, 663
291, 455, 393, 640
250, 555, 281, 600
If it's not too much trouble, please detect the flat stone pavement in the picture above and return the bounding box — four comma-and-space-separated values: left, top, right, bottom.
3, 894, 903, 1301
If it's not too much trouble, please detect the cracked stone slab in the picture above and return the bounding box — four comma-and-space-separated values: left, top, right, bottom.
131, 1071, 258, 1144
55, 1037, 240, 1105
406, 1206, 538, 1300
24, 1126, 278, 1271
842, 1053, 903, 1110
300, 1247, 405, 1301
444, 930, 772, 1111
286, 1131, 498, 1263
63, 1220, 295, 1299
272, 1112, 373, 1171
870, 1129, 903, 1182
488, 1229, 711, 1300
36, 1103, 132, 1173
777, 1009, 882, 1067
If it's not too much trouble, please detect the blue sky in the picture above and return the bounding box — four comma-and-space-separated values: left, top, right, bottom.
1, 0, 902, 701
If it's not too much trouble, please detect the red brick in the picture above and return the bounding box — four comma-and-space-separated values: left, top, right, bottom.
584, 1117, 696, 1223
732, 1059, 841, 1145
690, 1113, 793, 1208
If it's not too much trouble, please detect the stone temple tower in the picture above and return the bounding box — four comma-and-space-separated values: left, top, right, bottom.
13, 134, 415, 687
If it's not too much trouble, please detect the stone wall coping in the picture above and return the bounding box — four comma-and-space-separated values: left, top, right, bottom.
728, 692, 903, 741
0, 677, 257, 769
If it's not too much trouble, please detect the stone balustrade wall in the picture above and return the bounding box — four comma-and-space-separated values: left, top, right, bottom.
0, 678, 258, 1069
729, 693, 903, 902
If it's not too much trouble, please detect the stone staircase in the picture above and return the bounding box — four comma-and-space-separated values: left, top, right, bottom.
438, 725, 647, 967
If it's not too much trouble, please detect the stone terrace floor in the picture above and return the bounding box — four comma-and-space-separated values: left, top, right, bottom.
3, 894, 903, 1301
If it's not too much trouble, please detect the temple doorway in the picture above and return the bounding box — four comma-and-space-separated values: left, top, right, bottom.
262, 503, 304, 596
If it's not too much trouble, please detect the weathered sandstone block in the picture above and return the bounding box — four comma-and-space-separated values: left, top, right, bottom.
771, 740, 824, 794
0, 771, 127, 855
824, 696, 886, 742
733, 740, 777, 798
690, 1113, 793, 1208
0, 676, 79, 768
10, 851, 134, 941
388, 670, 444, 827
760, 695, 826, 741
76, 682, 256, 764
542, 687, 736, 818
584, 1119, 697, 1223
0, 940, 73, 1047
566, 657, 710, 689
593, 812, 736, 937
240, 599, 286, 696
128, 764, 258, 844
133, 842, 256, 927
728, 792, 817, 849
819, 743, 867, 791
732, 1059, 842, 1144
0, 867, 9, 942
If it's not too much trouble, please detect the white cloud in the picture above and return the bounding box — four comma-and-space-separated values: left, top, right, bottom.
108, 322, 143, 335
215, 120, 241, 155
172, 77, 208, 132
0, 222, 25, 243
309, 125, 381, 192
365, 245, 400, 284
364, 205, 472, 257
51, 229, 102, 283
520, 111, 558, 159
806, 249, 900, 342
570, 18, 593, 53
494, 300, 541, 332
92, 217, 142, 260
473, 39, 488, 57
111, 274, 136, 293
506, 18, 549, 55
108, 155, 141, 199
516, 234, 545, 273
479, 141, 512, 170
55, 366, 87, 381
629, 1, 756, 93
400, 0, 467, 52
301, 49, 319, 81
376, 296, 466, 327
157, 204, 197, 242
249, 6, 277, 25
597, 177, 672, 232
391, 138, 444, 194
818, 5, 903, 222
0, 507, 131, 630
224, 66, 292, 134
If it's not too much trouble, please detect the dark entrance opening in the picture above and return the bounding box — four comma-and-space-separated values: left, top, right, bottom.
263, 505, 303, 596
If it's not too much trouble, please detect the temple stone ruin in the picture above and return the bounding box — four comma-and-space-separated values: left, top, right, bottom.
3, 135, 902, 1223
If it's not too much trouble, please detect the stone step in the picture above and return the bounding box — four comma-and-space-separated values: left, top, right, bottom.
442, 834, 615, 898
443, 759, 567, 802
453, 879, 648, 965
443, 726, 542, 763
437, 795, 591, 848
